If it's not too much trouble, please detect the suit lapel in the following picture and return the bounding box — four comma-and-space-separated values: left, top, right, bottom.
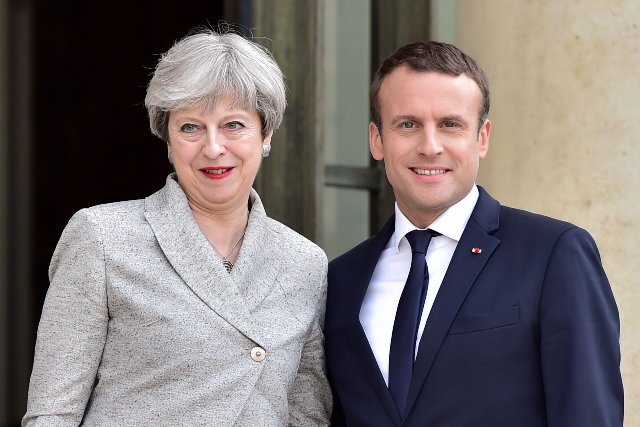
144, 176, 267, 347
406, 187, 501, 414
342, 218, 404, 425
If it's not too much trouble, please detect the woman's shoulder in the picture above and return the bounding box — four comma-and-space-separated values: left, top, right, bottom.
265, 217, 327, 261
68, 199, 146, 231
52, 199, 150, 265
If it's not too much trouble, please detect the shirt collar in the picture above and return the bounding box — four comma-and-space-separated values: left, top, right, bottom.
391, 185, 479, 253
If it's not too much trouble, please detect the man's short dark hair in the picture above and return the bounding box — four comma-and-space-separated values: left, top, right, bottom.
370, 41, 490, 132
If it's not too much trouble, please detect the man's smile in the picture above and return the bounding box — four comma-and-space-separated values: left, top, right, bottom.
412, 168, 447, 176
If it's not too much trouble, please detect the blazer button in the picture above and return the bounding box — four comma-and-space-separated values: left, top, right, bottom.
251, 346, 266, 362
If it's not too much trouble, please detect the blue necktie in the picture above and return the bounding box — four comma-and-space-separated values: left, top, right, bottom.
388, 229, 438, 416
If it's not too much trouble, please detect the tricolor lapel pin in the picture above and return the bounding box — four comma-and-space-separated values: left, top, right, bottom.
471, 247, 482, 254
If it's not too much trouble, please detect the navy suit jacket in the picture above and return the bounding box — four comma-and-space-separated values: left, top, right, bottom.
325, 187, 623, 426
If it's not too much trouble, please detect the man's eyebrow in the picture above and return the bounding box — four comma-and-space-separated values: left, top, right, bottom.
440, 114, 470, 125
390, 115, 421, 125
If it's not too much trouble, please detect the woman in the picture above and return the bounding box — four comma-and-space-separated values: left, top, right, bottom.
23, 29, 331, 426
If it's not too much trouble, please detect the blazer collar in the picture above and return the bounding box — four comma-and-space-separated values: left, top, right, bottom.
144, 174, 280, 347
405, 186, 501, 415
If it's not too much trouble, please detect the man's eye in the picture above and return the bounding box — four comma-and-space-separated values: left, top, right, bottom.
442, 121, 459, 128
226, 121, 245, 130
401, 122, 416, 129
180, 123, 200, 133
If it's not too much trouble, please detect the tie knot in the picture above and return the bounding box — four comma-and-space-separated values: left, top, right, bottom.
405, 229, 439, 254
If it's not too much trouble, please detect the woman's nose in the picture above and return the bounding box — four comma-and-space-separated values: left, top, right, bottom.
201, 131, 226, 158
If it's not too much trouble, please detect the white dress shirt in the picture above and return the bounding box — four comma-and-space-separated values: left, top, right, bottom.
359, 185, 479, 384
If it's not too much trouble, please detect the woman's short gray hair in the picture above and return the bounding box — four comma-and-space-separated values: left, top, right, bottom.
145, 29, 286, 141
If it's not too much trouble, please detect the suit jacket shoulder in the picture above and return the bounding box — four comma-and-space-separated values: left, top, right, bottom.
325, 186, 622, 427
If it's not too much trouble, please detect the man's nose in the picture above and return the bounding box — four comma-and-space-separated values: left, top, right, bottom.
418, 128, 444, 156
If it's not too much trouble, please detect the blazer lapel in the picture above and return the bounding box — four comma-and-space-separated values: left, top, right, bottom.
144, 176, 266, 347
226, 189, 283, 314
342, 217, 404, 425
406, 187, 501, 414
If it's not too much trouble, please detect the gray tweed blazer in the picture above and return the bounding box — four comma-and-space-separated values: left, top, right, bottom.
23, 175, 331, 426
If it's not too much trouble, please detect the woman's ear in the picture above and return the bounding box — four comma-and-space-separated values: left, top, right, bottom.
262, 131, 273, 158
167, 143, 173, 164
262, 131, 273, 146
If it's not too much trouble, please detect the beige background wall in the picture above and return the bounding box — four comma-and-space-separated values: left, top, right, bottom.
455, 0, 639, 423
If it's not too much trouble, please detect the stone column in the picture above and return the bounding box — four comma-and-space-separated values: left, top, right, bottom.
1, 0, 34, 422
250, 0, 323, 241
0, 0, 7, 420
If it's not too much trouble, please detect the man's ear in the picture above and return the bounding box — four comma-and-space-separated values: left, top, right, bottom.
369, 122, 384, 160
478, 119, 491, 159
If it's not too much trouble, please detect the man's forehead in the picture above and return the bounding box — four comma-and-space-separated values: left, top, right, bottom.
378, 69, 482, 114
381, 66, 478, 91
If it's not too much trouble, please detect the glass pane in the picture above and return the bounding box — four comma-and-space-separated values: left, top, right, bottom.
320, 0, 371, 259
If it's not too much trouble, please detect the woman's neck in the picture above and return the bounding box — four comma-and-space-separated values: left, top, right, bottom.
189, 200, 250, 263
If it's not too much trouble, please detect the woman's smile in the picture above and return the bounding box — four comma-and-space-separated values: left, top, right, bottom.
200, 166, 234, 179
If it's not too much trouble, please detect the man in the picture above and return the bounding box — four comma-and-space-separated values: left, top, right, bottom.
324, 41, 623, 426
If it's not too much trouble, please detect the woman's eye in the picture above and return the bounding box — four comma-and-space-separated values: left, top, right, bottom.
180, 123, 200, 133
226, 121, 245, 130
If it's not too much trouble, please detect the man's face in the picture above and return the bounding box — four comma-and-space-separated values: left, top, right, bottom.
370, 65, 491, 228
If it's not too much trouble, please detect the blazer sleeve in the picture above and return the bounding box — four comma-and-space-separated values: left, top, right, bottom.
287, 260, 333, 426
539, 227, 624, 426
23, 209, 109, 427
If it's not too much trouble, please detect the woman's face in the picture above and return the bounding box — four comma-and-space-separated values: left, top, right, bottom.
167, 94, 271, 213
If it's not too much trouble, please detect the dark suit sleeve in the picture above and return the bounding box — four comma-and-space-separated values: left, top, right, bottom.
326, 357, 347, 427
539, 227, 623, 426
329, 388, 347, 426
